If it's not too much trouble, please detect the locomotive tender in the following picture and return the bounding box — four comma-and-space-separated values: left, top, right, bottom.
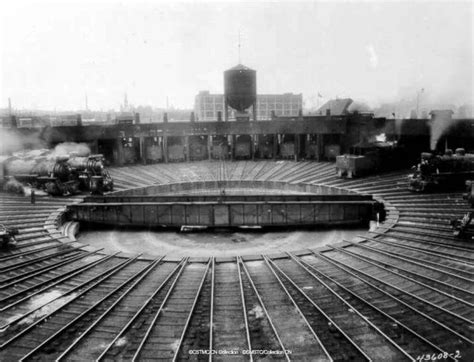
408, 149, 474, 192
336, 141, 405, 178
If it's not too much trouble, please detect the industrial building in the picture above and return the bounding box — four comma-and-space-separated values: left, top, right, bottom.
195, 91, 303, 121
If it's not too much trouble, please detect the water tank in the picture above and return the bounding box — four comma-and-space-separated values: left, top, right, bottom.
224, 64, 256, 112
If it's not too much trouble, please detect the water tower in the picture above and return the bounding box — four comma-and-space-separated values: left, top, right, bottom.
224, 64, 257, 121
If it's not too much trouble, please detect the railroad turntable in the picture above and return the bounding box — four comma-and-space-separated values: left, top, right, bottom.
0, 160, 472, 361
69, 180, 379, 257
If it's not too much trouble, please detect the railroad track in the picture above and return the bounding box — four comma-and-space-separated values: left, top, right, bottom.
0, 160, 472, 361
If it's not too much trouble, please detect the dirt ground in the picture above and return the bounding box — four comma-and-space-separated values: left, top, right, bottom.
77, 226, 367, 257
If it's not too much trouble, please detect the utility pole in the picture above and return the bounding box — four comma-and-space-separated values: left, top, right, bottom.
416, 88, 424, 118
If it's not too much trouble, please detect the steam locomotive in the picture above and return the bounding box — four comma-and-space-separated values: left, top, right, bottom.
67, 153, 114, 194
0, 150, 113, 196
408, 149, 474, 192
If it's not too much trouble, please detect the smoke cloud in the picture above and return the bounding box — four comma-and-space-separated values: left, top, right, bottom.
347, 101, 372, 114
0, 129, 46, 155
51, 142, 91, 158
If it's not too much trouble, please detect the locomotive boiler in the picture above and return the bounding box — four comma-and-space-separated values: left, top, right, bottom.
408, 149, 474, 192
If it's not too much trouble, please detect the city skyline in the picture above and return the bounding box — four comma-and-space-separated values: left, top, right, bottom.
1, 1, 472, 112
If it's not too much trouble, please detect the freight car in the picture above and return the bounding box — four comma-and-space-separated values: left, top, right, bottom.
408, 149, 474, 192
336, 141, 404, 178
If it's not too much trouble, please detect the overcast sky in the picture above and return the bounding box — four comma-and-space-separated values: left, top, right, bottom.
0, 0, 472, 111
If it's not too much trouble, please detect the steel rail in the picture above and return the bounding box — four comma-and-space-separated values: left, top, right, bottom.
262, 255, 333, 362
0, 240, 75, 261
19, 257, 158, 361
172, 259, 212, 362
236, 257, 253, 362
0, 242, 77, 272
288, 254, 456, 361
313, 251, 473, 344
359, 235, 474, 266
0, 250, 111, 311
316, 250, 473, 343
383, 192, 464, 201
396, 221, 454, 233
131, 258, 194, 361
288, 253, 413, 361
54, 256, 165, 361
208, 257, 215, 362
0, 249, 95, 287
389, 225, 464, 241
368, 230, 474, 254
238, 256, 291, 362
333, 245, 473, 307
96, 258, 187, 361
345, 240, 473, 283
0, 254, 140, 350
266, 254, 371, 361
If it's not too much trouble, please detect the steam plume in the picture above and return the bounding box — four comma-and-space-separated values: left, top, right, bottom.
429, 111, 454, 151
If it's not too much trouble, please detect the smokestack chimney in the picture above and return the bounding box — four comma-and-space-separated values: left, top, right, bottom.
8, 98, 12, 116
163, 112, 168, 123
